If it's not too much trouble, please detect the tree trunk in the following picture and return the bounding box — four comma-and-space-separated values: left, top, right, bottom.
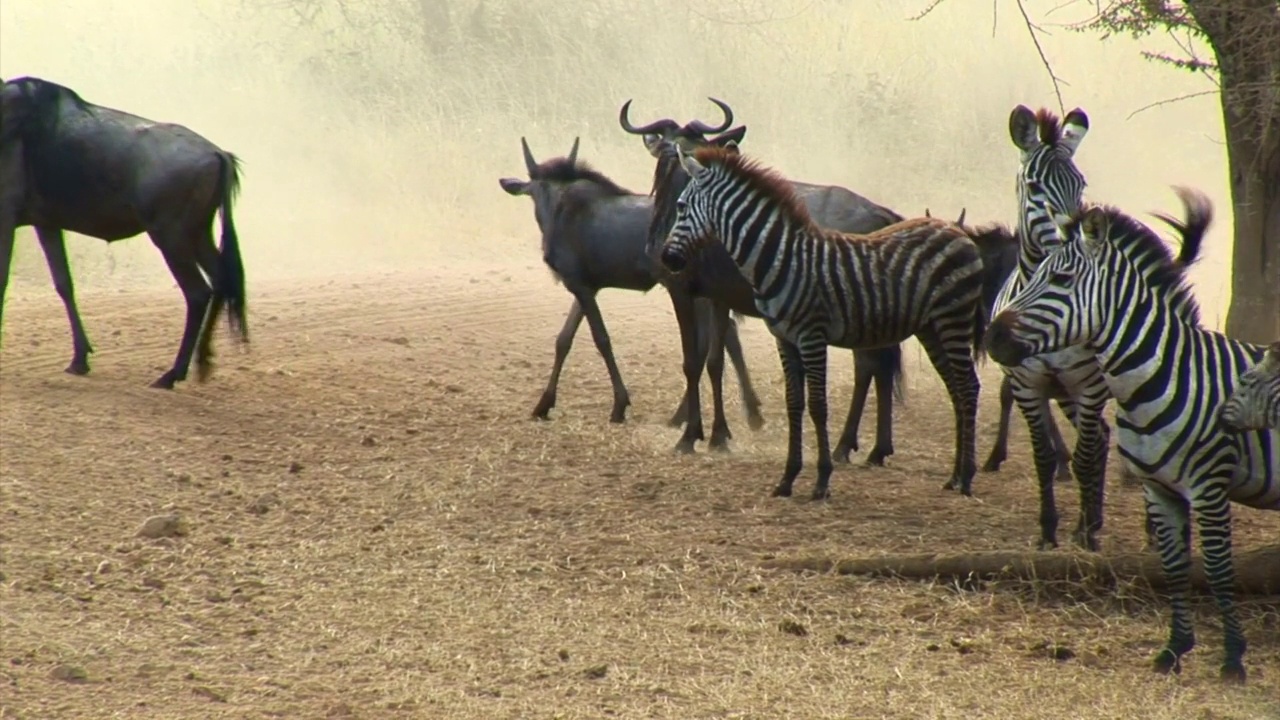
759, 545, 1280, 596
1188, 0, 1280, 343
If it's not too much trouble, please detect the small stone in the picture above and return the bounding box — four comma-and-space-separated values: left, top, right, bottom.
582, 664, 608, 679
247, 493, 279, 515
136, 514, 187, 539
361, 436, 377, 447
288, 462, 303, 474
557, 649, 570, 662
778, 619, 808, 637
51, 664, 88, 683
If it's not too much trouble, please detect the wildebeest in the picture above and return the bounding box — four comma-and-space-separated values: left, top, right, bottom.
498, 136, 759, 437
0, 76, 247, 388
620, 98, 911, 465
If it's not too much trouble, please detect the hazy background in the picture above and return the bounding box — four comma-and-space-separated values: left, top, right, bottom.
1, 0, 1233, 324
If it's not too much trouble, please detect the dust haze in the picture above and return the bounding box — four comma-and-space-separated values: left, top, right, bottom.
1, 0, 1232, 322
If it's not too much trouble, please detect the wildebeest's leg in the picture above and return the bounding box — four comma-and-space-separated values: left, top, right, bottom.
866, 345, 901, 466
835, 350, 873, 464
721, 311, 765, 431
981, 375, 1016, 472
151, 235, 213, 389
533, 299, 585, 420
705, 302, 733, 451
0, 219, 14, 349
667, 299, 714, 429
670, 290, 707, 451
34, 227, 94, 375
770, 337, 807, 498
1045, 409, 1073, 484
576, 290, 631, 423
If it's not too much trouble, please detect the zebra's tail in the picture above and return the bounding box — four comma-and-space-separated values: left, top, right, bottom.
1151, 186, 1212, 270
972, 288, 989, 366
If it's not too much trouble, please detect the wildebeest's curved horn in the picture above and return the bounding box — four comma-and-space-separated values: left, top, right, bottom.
618, 99, 681, 135
956, 208, 967, 226
925, 208, 933, 218
521, 137, 538, 175
686, 97, 733, 135
567, 137, 580, 166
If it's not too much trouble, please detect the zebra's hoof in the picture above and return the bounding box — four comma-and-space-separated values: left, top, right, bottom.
1219, 661, 1247, 684
1152, 649, 1181, 675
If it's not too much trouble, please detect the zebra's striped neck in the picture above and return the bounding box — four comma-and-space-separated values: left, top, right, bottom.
709, 184, 806, 291
1015, 199, 1053, 281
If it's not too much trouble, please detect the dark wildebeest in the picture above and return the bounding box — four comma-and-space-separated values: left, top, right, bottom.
0, 76, 247, 388
927, 207, 1073, 480
621, 98, 914, 465
498, 136, 760, 437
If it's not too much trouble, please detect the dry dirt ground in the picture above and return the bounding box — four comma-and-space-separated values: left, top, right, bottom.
1, 259, 1278, 720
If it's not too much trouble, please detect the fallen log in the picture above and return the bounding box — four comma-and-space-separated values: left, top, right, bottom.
760, 545, 1280, 596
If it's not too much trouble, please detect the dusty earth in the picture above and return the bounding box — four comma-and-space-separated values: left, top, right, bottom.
1, 258, 1277, 719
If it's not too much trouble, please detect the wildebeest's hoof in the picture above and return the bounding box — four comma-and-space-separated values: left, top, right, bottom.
708, 435, 731, 453
1036, 538, 1060, 551
746, 411, 766, 431
770, 484, 793, 498
832, 443, 854, 464
65, 359, 91, 376
865, 446, 892, 467
150, 372, 179, 390
980, 458, 1004, 473
1152, 649, 1181, 675
810, 487, 831, 502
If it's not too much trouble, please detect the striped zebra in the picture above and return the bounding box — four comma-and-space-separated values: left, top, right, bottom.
991, 104, 1114, 552
1219, 341, 1280, 431
659, 144, 987, 500
985, 191, 1280, 683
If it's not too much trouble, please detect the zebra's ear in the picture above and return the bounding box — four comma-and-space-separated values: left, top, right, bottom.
1267, 341, 1280, 364
1059, 108, 1090, 156
1080, 207, 1109, 258
1009, 105, 1040, 152
677, 144, 706, 177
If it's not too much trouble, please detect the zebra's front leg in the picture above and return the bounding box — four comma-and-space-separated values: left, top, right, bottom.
1065, 400, 1109, 552
1146, 484, 1197, 677
1194, 492, 1247, 683
1013, 386, 1064, 548
770, 338, 807, 498
800, 338, 834, 500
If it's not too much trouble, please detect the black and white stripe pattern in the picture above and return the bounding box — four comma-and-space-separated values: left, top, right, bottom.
1219, 341, 1280, 431
992, 105, 1109, 551
659, 145, 987, 500
986, 194, 1280, 683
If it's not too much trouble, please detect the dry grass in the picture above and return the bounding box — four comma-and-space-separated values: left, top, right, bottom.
1, 262, 1277, 720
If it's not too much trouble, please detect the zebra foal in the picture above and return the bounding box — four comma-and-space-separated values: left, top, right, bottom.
1219, 341, 1280, 432
985, 191, 1279, 683
659, 145, 987, 500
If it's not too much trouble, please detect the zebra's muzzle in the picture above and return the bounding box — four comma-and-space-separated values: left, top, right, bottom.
985, 312, 1033, 367
660, 244, 688, 273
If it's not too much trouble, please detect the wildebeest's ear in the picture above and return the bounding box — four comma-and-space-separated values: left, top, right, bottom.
1266, 341, 1280, 364
677, 145, 705, 177
712, 126, 746, 148
1008, 105, 1039, 153
499, 177, 530, 196
642, 133, 665, 158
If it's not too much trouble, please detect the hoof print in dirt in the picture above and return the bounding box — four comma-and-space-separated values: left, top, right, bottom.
136, 514, 187, 539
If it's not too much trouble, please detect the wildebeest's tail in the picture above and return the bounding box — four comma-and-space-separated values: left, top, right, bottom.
972, 286, 989, 365
195, 152, 247, 382
882, 344, 906, 402
215, 152, 247, 340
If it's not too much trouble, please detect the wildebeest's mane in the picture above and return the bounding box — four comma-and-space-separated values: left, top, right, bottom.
2, 76, 92, 147
530, 157, 633, 196
648, 145, 686, 244
1061, 199, 1207, 325
692, 146, 815, 229
1034, 108, 1063, 146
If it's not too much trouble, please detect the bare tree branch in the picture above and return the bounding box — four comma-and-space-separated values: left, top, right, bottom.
909, 0, 948, 22
1015, 0, 1067, 116
1124, 89, 1218, 119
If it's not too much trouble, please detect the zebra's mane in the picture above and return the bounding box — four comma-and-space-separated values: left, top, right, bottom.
530, 157, 635, 197
692, 146, 816, 229
1060, 193, 1210, 326
1034, 108, 1063, 146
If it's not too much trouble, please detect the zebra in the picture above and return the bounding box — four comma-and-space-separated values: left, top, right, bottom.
990, 104, 1116, 552
1219, 341, 1280, 432
985, 190, 1280, 683
658, 144, 987, 501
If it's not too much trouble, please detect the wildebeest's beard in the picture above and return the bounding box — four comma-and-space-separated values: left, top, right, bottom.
646, 146, 687, 256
